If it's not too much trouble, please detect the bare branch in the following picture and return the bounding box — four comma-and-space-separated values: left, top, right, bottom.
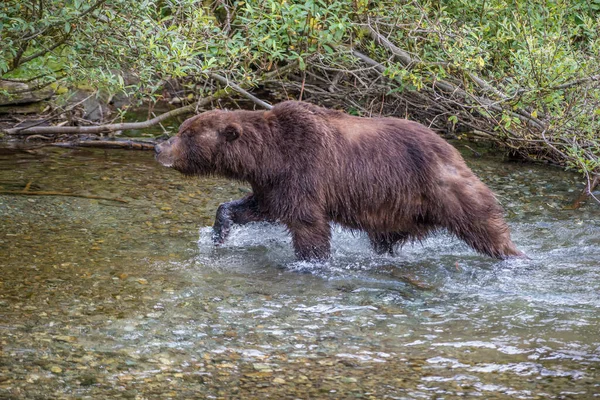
13, 35, 71, 70
3, 95, 219, 135
366, 21, 417, 67
1, 69, 65, 84
550, 74, 600, 90
207, 73, 273, 110
350, 50, 386, 74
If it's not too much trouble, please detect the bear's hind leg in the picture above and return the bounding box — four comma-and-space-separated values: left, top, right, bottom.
449, 214, 524, 259
440, 187, 524, 259
212, 194, 269, 244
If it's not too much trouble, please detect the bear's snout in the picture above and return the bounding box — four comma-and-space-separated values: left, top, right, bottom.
154, 138, 178, 168
155, 137, 173, 154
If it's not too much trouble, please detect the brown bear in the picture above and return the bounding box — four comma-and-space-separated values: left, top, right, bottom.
155, 101, 523, 261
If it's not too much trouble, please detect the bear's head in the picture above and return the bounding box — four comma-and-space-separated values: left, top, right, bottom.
155, 110, 243, 176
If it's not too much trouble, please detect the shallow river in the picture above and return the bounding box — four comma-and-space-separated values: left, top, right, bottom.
0, 143, 599, 399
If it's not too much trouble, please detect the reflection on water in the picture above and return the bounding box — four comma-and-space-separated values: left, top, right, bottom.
0, 144, 599, 398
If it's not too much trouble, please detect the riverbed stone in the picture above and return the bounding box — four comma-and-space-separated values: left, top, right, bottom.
0, 144, 598, 399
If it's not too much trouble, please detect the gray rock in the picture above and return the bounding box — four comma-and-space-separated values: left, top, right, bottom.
0, 80, 54, 106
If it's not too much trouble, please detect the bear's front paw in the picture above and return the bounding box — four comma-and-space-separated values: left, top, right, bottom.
212, 203, 235, 245
212, 227, 229, 245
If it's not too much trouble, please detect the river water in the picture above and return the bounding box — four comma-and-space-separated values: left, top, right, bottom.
0, 143, 598, 399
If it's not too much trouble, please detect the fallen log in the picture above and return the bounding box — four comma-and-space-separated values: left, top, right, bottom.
50, 139, 157, 151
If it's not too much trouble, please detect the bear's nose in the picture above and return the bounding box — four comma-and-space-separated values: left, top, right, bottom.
154, 144, 162, 154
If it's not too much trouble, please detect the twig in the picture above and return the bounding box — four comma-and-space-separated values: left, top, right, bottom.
0, 190, 129, 203
550, 74, 600, 90
299, 71, 306, 101
14, 93, 96, 132
0, 69, 64, 84
568, 175, 599, 209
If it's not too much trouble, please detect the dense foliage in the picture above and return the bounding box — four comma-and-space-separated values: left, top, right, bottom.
1, 0, 599, 182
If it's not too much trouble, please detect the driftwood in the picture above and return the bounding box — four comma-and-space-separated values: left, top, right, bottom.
50, 139, 157, 150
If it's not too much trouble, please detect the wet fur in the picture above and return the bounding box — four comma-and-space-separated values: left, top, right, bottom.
155, 101, 523, 261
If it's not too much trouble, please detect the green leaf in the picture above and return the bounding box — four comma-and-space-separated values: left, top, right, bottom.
298, 57, 306, 71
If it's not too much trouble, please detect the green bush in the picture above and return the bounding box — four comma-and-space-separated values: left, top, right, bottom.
1, 0, 599, 179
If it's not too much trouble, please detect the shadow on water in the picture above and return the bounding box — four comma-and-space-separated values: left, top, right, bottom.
0, 143, 599, 398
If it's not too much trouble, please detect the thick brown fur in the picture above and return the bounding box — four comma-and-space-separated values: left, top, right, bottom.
155, 101, 524, 261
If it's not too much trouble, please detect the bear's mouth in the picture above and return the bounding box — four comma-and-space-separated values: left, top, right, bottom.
155, 154, 173, 168
154, 143, 176, 168
155, 153, 174, 168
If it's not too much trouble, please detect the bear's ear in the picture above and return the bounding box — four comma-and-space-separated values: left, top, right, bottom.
220, 123, 242, 142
